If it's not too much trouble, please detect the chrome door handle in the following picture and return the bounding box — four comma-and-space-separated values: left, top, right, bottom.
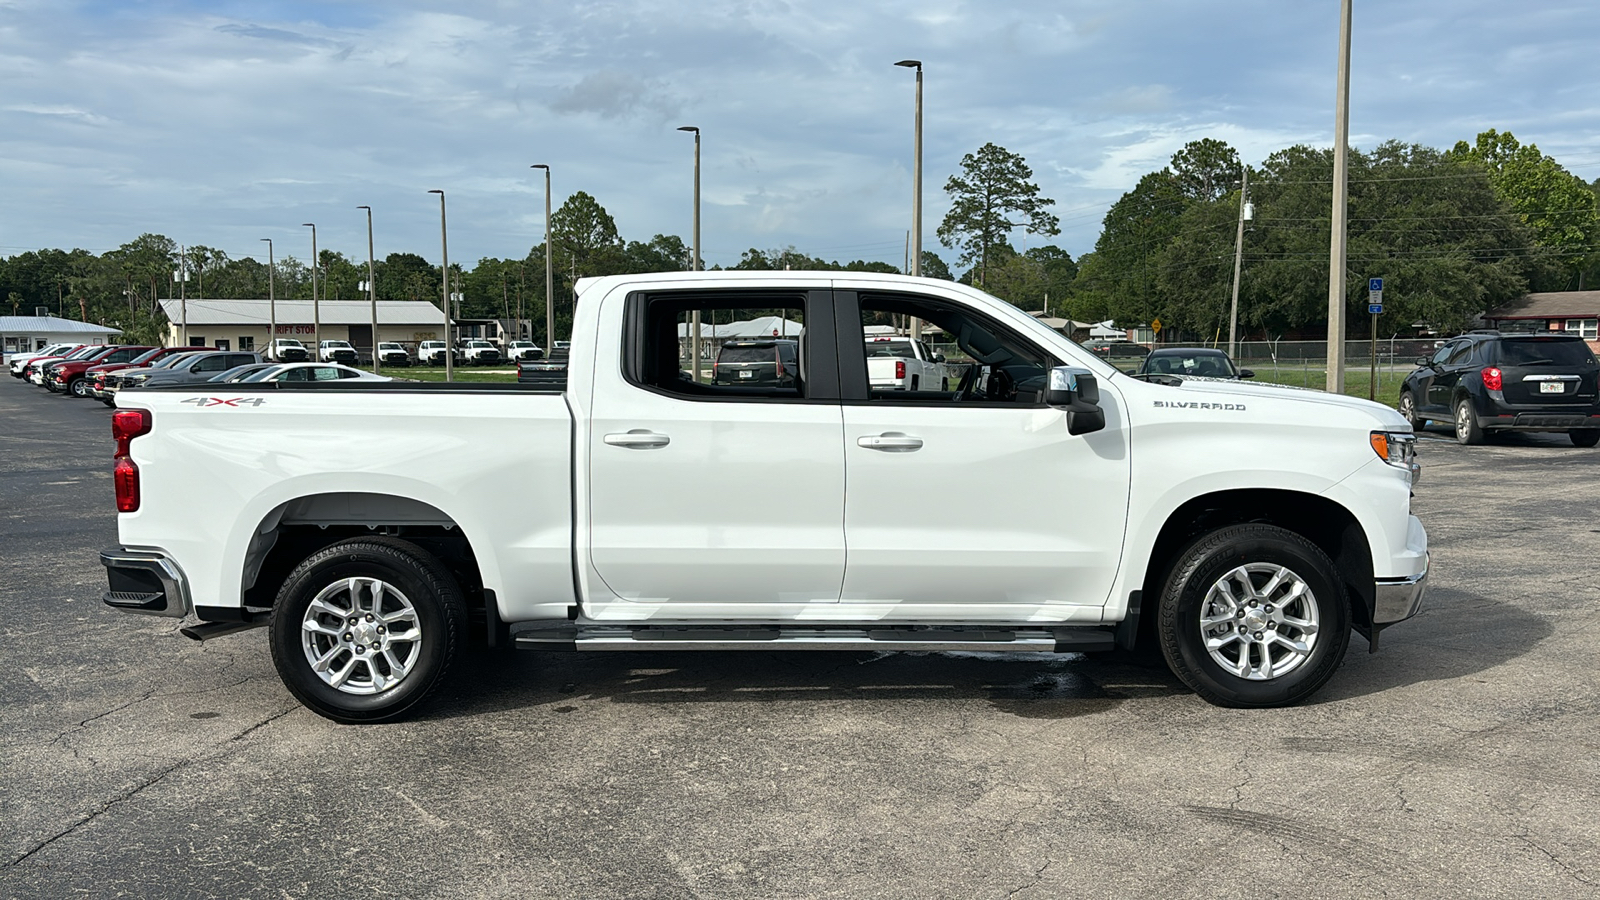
857, 433, 923, 452
604, 430, 670, 449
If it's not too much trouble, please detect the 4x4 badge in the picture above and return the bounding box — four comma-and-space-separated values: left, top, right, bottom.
180, 397, 267, 407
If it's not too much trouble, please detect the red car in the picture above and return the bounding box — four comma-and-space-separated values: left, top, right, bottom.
90, 346, 199, 404
51, 346, 154, 398
24, 345, 101, 384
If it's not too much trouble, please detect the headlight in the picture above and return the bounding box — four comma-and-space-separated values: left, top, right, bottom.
1370, 431, 1420, 484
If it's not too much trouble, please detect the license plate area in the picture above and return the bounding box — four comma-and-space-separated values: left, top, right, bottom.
739, 369, 753, 379
1540, 382, 1565, 394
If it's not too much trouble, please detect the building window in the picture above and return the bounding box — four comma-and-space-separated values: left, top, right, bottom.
238, 336, 255, 351
189, 336, 206, 347
215, 339, 230, 350
1564, 319, 1598, 340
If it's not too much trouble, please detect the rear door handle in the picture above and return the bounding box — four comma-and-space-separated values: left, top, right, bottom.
857, 433, 923, 452
604, 430, 671, 449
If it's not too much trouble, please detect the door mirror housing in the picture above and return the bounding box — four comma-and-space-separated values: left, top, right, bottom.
1415, 355, 1433, 368
1239, 368, 1255, 379
1045, 366, 1106, 435
933, 353, 946, 363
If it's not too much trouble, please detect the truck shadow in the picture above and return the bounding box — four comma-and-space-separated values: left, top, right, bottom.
425, 590, 1545, 720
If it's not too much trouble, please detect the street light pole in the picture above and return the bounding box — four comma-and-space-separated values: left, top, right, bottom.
895, 59, 924, 341
358, 206, 378, 373
677, 126, 702, 381
427, 190, 453, 382
530, 165, 554, 350
1327, 0, 1353, 393
1227, 167, 1251, 359
260, 238, 275, 357
302, 223, 320, 356
176, 243, 189, 346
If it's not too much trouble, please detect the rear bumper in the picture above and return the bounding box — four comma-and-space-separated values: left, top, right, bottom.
1373, 554, 1428, 625
1471, 393, 1600, 431
100, 547, 191, 618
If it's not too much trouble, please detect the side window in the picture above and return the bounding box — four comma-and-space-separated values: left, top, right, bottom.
338, 368, 362, 379
313, 367, 341, 381
278, 368, 310, 382
856, 292, 1057, 404
624, 292, 816, 401
1430, 342, 1456, 365
1445, 342, 1474, 366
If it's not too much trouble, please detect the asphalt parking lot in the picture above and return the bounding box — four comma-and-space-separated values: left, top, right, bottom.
2, 374, 1598, 899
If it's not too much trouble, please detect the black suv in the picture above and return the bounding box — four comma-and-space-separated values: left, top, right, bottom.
1399, 331, 1600, 446
712, 340, 799, 387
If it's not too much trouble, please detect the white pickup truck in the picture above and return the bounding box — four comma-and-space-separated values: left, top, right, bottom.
100, 271, 1428, 722
865, 335, 958, 391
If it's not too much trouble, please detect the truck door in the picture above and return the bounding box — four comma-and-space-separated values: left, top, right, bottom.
835, 289, 1131, 616
586, 289, 847, 609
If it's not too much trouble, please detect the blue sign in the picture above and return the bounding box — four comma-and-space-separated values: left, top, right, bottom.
1368, 277, 1384, 292
1369, 304, 1384, 314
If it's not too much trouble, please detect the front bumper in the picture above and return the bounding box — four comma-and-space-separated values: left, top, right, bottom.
1373, 553, 1428, 625
100, 547, 192, 618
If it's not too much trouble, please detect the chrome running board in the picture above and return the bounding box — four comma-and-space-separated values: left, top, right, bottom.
510, 623, 1112, 653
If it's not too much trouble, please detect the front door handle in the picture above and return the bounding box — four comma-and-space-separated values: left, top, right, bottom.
857, 433, 923, 452
604, 430, 671, 449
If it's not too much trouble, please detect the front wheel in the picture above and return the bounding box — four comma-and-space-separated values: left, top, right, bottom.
1158, 524, 1350, 708
1398, 390, 1422, 429
269, 538, 468, 723
69, 378, 90, 398
1571, 430, 1600, 448
1454, 398, 1484, 445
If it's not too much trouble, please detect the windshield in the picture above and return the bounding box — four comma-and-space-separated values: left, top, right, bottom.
1142, 352, 1237, 377
1500, 338, 1596, 367
865, 340, 918, 359
277, 339, 304, 347
379, 343, 401, 350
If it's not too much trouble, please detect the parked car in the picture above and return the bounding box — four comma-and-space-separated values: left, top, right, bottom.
268, 338, 311, 362
417, 340, 455, 365
714, 339, 801, 387
27, 346, 103, 385
9, 343, 80, 377
44, 345, 129, 393
50, 346, 154, 397
459, 340, 502, 366
210, 363, 279, 383
95, 349, 206, 405
238, 362, 392, 383
517, 356, 568, 388
376, 342, 411, 367
318, 340, 360, 365
122, 352, 263, 390
102, 270, 1427, 722
506, 341, 544, 361
861, 336, 957, 392
1136, 348, 1254, 380
1399, 330, 1600, 446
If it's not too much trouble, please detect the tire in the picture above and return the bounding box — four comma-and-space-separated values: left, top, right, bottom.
69, 378, 90, 398
1571, 430, 1600, 448
1454, 397, 1484, 445
268, 537, 468, 724
1157, 524, 1350, 708
1397, 390, 1423, 429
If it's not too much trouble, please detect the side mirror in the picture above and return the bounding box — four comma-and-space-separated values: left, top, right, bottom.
933, 354, 946, 363
1045, 366, 1106, 436
1239, 368, 1256, 379
1415, 356, 1432, 367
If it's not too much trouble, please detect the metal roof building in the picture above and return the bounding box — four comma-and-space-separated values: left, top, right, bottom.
155, 298, 451, 355
1, 315, 122, 359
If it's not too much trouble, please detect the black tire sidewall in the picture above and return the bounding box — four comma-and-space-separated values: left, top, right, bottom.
1159, 524, 1350, 708
268, 538, 464, 723
1571, 430, 1600, 448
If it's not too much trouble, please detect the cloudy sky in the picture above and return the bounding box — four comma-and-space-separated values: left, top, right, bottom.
2, 0, 1596, 271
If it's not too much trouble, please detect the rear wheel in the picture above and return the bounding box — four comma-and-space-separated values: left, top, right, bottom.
1454, 398, 1484, 445
1571, 430, 1600, 448
269, 537, 467, 723
1158, 524, 1350, 708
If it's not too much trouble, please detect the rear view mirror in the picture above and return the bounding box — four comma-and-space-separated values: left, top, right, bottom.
1045, 366, 1106, 435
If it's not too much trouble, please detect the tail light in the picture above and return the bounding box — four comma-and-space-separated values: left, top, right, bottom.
1481, 366, 1503, 391
895, 360, 906, 380
112, 409, 152, 512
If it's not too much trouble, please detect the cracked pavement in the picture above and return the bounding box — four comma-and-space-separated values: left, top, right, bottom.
3, 376, 1599, 898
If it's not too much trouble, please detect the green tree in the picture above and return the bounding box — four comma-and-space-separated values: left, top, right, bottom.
551, 191, 625, 279
937, 142, 1059, 287
919, 251, 953, 280
622, 234, 690, 273
1170, 138, 1243, 202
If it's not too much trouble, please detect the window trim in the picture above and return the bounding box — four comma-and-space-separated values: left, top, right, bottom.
833, 289, 1061, 408
619, 288, 842, 405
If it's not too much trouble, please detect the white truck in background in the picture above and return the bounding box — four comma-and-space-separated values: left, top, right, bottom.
100, 271, 1428, 723
864, 336, 959, 392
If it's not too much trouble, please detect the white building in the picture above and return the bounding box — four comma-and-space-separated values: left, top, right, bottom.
0, 315, 122, 360
157, 298, 451, 356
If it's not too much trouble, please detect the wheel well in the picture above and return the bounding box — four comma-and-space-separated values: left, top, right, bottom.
1141, 489, 1374, 634
240, 493, 486, 613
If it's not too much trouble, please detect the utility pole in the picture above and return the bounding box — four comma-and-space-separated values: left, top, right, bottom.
1326, 0, 1353, 393
427, 190, 453, 382
1227, 167, 1251, 359
175, 244, 190, 346
677, 126, 702, 381
303, 224, 320, 355
896, 59, 924, 341
358, 206, 378, 373
260, 239, 275, 357
530, 164, 554, 348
